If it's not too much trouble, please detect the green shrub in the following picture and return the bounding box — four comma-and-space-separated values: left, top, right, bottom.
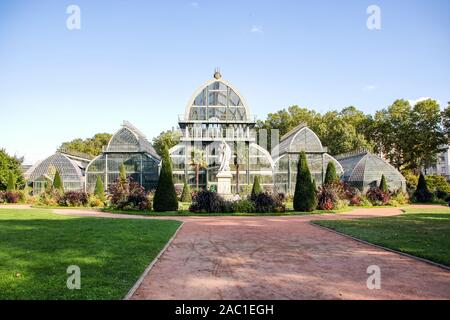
413, 173, 434, 203
402, 170, 418, 191
324, 161, 339, 185
38, 189, 62, 206
6, 172, 15, 191
94, 175, 105, 202
180, 180, 192, 202
425, 174, 450, 193
88, 195, 104, 208
153, 146, 179, 212
379, 174, 388, 192
293, 152, 317, 212
52, 170, 64, 191
388, 190, 410, 206
231, 199, 255, 213
251, 176, 262, 199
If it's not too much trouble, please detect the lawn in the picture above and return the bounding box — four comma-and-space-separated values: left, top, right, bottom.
0, 209, 181, 299
312, 207, 450, 266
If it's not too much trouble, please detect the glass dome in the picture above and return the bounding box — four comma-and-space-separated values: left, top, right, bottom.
184, 78, 252, 122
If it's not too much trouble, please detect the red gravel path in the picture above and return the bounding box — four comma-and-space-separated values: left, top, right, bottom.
129, 208, 450, 300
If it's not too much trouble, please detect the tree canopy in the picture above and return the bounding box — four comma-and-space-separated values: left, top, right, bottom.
0, 149, 25, 191
152, 130, 181, 157
258, 99, 447, 172
59, 133, 112, 157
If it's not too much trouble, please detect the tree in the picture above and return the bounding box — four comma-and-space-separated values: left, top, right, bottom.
258, 105, 372, 156
119, 163, 127, 181
0, 149, 25, 191
409, 99, 447, 170
180, 180, 192, 202
94, 175, 105, 201
53, 170, 64, 191
251, 176, 262, 198
152, 130, 181, 157
324, 161, 339, 185
6, 172, 15, 191
190, 149, 207, 191
379, 174, 388, 192
153, 146, 178, 211
59, 133, 112, 157
293, 152, 317, 212
371, 99, 446, 172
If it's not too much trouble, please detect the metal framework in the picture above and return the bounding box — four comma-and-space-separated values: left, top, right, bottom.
25, 152, 89, 194
170, 71, 274, 193
336, 151, 406, 192
273, 125, 343, 194
85, 121, 161, 192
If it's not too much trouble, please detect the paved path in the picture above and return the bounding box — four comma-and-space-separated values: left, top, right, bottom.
5, 204, 449, 299
126, 207, 450, 300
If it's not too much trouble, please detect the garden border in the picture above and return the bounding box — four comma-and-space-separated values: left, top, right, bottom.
123, 221, 185, 300
310, 222, 450, 272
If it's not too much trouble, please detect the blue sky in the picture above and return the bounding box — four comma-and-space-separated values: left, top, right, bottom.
0, 0, 449, 164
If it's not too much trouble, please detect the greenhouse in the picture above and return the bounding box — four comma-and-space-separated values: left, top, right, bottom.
85, 121, 161, 192
273, 124, 343, 195
170, 70, 274, 193
25, 151, 90, 194
336, 151, 406, 192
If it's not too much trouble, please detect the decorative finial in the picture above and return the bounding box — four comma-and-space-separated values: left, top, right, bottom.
214, 67, 221, 80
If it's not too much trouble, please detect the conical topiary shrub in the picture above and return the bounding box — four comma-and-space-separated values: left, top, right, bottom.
413, 173, 433, 203
153, 146, 178, 211
180, 180, 192, 202
6, 172, 15, 191
379, 174, 388, 192
94, 175, 106, 201
251, 175, 262, 199
293, 151, 317, 212
324, 161, 339, 185
53, 170, 64, 192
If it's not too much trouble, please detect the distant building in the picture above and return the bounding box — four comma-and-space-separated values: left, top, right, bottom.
336, 150, 406, 192
424, 145, 450, 179
25, 151, 91, 194
85, 121, 161, 192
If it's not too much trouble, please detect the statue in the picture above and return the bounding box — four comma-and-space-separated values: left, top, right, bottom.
218, 140, 231, 172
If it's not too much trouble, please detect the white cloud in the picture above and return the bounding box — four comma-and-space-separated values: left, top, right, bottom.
408, 97, 431, 106
363, 85, 377, 92
250, 25, 263, 33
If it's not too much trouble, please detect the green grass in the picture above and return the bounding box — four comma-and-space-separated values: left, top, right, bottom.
0, 209, 181, 299
312, 207, 450, 266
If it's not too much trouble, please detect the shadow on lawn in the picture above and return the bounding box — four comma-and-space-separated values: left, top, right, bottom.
0, 217, 181, 300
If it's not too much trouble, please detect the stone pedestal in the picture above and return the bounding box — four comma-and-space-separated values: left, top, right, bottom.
217, 171, 233, 199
